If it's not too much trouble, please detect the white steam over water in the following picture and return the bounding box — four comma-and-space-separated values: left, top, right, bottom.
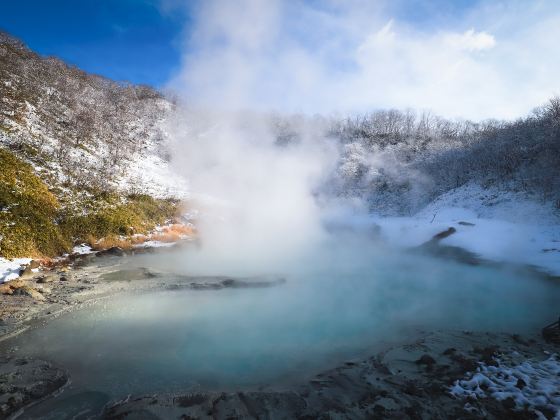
167, 110, 343, 272
161, 0, 560, 275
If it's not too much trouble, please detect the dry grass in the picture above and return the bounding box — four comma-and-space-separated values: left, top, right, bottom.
79, 223, 195, 252
90, 235, 133, 251
150, 231, 182, 243
130, 234, 149, 245
85, 234, 97, 249
162, 223, 196, 236
150, 224, 195, 243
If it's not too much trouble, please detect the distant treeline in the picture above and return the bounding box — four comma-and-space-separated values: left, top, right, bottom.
271, 98, 560, 214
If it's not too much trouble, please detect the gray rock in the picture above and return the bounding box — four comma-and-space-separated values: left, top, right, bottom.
11, 286, 46, 301
0, 357, 68, 418
97, 247, 125, 257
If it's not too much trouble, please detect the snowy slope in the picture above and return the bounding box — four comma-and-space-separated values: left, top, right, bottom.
356, 183, 560, 275
115, 140, 189, 199
0, 31, 189, 200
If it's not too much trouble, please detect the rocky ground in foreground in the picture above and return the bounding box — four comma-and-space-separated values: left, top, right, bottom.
0, 357, 68, 419
2, 325, 557, 420
101, 330, 559, 420
0, 247, 289, 419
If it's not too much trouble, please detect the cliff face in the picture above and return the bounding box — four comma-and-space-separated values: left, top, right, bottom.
0, 31, 184, 197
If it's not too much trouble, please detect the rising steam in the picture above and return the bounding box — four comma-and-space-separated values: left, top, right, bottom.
167, 109, 339, 273
161, 0, 560, 274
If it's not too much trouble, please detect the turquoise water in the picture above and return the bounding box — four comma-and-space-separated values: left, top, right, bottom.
5, 242, 560, 419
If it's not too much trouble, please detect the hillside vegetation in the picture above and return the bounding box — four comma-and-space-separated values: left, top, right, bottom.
270, 99, 560, 215
0, 31, 174, 192
0, 32, 185, 258
0, 148, 179, 258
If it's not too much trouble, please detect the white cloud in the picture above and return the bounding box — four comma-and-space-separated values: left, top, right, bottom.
167, 0, 560, 120
444, 29, 496, 52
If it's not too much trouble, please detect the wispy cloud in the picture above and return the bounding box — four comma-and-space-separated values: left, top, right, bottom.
167, 0, 560, 120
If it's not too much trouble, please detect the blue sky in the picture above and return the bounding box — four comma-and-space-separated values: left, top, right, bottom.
2, 0, 559, 119
0, 0, 482, 89
0, 0, 188, 87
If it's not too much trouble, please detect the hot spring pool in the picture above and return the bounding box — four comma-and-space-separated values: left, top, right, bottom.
4, 245, 560, 419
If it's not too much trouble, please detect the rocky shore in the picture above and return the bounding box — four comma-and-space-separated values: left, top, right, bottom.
0, 357, 68, 419
0, 242, 558, 419
102, 330, 558, 420
0, 247, 285, 419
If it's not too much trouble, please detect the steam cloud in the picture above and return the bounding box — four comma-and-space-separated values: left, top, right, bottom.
160, 0, 560, 273
167, 109, 338, 273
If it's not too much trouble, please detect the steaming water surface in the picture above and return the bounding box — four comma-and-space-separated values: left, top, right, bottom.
5, 240, 560, 419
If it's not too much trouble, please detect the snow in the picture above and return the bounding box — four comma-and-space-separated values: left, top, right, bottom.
375, 184, 560, 275
0, 257, 31, 283
450, 354, 560, 419
115, 142, 189, 199
133, 240, 177, 249
418, 183, 560, 225
72, 244, 93, 255
337, 183, 560, 275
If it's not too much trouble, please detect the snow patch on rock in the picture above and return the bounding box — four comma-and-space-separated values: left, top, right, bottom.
72, 244, 93, 255
339, 183, 560, 275
450, 354, 560, 420
0, 257, 31, 283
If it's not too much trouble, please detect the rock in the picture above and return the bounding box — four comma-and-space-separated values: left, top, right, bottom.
19, 265, 32, 276
515, 378, 526, 390
501, 396, 516, 410
473, 346, 500, 365
431, 227, 457, 241
512, 334, 529, 346
0, 279, 25, 295
18, 260, 41, 277
35, 286, 51, 295
0, 357, 68, 419
140, 268, 159, 278
29, 260, 41, 269
403, 381, 423, 396
36, 275, 55, 284
0, 283, 12, 295
11, 285, 46, 301
97, 247, 125, 257
415, 354, 436, 366
69, 253, 96, 267
449, 353, 478, 373
59, 275, 68, 282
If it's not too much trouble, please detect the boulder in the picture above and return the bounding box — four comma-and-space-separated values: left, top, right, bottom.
96, 247, 125, 257
35, 275, 55, 284
11, 285, 46, 301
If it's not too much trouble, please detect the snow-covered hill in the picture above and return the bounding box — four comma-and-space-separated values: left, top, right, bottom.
0, 31, 187, 199
0, 32, 190, 265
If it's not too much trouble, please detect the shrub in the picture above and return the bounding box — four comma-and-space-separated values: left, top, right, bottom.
0, 148, 70, 257
59, 194, 180, 246
0, 147, 182, 258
